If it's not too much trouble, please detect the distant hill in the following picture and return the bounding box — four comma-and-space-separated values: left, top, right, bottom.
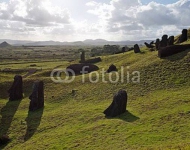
0, 39, 153, 46
83, 39, 153, 46
0, 41, 11, 48
0, 39, 32, 45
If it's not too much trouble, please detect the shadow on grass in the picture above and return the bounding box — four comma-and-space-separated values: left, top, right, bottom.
106, 110, 139, 122
0, 99, 22, 148
24, 107, 44, 141
0, 80, 33, 99
0, 82, 11, 99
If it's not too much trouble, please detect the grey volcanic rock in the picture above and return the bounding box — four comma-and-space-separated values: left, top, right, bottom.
104, 89, 127, 117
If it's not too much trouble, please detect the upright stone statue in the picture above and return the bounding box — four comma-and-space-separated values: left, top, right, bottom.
122, 47, 126, 53
134, 44, 141, 53
8, 75, 23, 101
160, 34, 168, 48
167, 36, 174, 46
155, 39, 160, 50
29, 81, 44, 111
104, 89, 127, 117
180, 29, 188, 43
80, 51, 85, 63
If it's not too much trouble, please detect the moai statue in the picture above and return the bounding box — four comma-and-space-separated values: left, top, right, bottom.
8, 75, 23, 101
160, 34, 168, 48
180, 29, 188, 43
104, 89, 127, 117
29, 81, 44, 111
134, 44, 141, 53
80, 51, 85, 63
168, 36, 174, 46
155, 39, 160, 50
158, 44, 190, 58
144, 42, 150, 48
107, 64, 117, 73
144, 42, 154, 48
122, 47, 126, 53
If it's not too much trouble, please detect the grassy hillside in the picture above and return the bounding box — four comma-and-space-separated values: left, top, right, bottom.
0, 45, 190, 149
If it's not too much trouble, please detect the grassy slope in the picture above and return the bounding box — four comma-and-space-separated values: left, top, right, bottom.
0, 46, 190, 149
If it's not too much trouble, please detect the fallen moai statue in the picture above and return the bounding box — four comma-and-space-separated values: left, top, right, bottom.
158, 44, 190, 58
66, 64, 99, 76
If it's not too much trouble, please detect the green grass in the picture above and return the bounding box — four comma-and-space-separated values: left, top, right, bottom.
0, 46, 190, 149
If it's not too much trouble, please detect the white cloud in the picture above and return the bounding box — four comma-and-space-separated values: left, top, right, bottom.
0, 0, 71, 26
0, 0, 75, 41
86, 1, 99, 7
86, 0, 190, 40
0, 0, 190, 41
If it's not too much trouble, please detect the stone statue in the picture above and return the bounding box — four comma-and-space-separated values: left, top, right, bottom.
134, 44, 141, 53
104, 89, 127, 117
8, 75, 23, 101
29, 81, 44, 111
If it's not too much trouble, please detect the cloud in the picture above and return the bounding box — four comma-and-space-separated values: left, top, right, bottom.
0, 0, 76, 41
0, 0, 71, 26
1, 0, 190, 41
86, 0, 190, 40
86, 1, 99, 7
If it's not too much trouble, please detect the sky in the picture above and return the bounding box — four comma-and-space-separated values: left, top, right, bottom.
0, 0, 190, 42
